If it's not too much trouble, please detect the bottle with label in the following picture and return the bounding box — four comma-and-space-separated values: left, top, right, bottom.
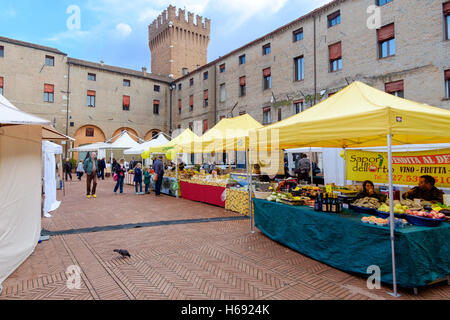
314, 193, 322, 211
336, 194, 342, 213
322, 193, 328, 212
331, 194, 337, 213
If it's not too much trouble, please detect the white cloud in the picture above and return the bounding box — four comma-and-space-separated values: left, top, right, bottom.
46, 30, 90, 42
115, 23, 132, 37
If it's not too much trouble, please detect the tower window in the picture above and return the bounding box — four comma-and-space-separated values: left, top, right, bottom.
219, 64, 226, 73
239, 55, 246, 65
328, 11, 341, 28
153, 100, 160, 115
204, 71, 209, 80
262, 44, 271, 55
154, 85, 160, 92
293, 28, 304, 42
88, 73, 96, 81
190, 78, 194, 86
123, 79, 131, 87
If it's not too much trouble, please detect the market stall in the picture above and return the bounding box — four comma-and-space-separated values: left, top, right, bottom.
0, 95, 50, 289
42, 141, 63, 218
250, 81, 450, 293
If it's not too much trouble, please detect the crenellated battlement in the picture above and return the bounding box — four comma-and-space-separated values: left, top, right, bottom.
149, 5, 210, 42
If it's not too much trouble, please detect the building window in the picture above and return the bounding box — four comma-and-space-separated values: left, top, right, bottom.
0, 77, 3, 95
178, 83, 182, 90
378, 23, 395, 58
153, 100, 160, 114
123, 95, 130, 111
219, 64, 226, 73
262, 43, 271, 55
294, 100, 305, 114
294, 56, 304, 81
385, 80, 404, 98
189, 122, 193, 131
329, 42, 342, 72
45, 55, 55, 67
219, 115, 226, 121
239, 76, 246, 97
203, 119, 208, 134
377, 0, 393, 5
239, 54, 246, 65
293, 28, 304, 42
87, 90, 96, 107
445, 2, 450, 40
239, 111, 246, 116
189, 95, 194, 111
445, 70, 450, 98
219, 83, 226, 102
86, 128, 94, 137
178, 99, 182, 114
44, 84, 54, 103
278, 108, 282, 122
328, 11, 341, 28
70, 122, 74, 127
0, 46, 4, 57
204, 90, 209, 107
182, 68, 188, 76
123, 79, 131, 87
263, 68, 272, 90
177, 124, 181, 130
190, 78, 194, 86
88, 73, 96, 81
204, 71, 209, 80
263, 107, 271, 125
154, 85, 160, 92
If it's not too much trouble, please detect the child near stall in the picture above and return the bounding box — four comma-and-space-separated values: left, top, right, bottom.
144, 167, 151, 195
134, 163, 144, 195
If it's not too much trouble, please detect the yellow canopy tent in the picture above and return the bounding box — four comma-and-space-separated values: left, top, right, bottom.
141, 128, 201, 159
251, 81, 450, 150
179, 114, 264, 154
249, 81, 450, 297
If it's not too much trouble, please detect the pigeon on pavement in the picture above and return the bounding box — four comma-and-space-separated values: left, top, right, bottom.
114, 249, 131, 258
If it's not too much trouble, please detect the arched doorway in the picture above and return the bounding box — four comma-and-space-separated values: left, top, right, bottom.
144, 129, 162, 141
111, 127, 139, 142
73, 125, 106, 161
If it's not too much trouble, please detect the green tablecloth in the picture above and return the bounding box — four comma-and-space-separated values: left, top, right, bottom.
253, 199, 450, 288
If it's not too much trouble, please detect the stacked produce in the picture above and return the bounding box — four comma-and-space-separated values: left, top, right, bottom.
405, 209, 446, 220
361, 216, 388, 226
378, 199, 422, 214
352, 197, 381, 209
266, 192, 310, 205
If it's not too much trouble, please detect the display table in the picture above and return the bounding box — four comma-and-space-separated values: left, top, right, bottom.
253, 198, 450, 288
225, 188, 254, 216
180, 181, 226, 207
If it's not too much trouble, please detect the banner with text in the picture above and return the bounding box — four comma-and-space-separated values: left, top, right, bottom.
346, 149, 450, 188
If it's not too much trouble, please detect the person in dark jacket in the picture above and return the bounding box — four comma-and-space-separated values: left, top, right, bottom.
402, 175, 444, 203
357, 180, 386, 202
114, 159, 126, 194
83, 152, 98, 199
153, 156, 165, 196
64, 158, 73, 181
134, 163, 144, 195
98, 157, 106, 180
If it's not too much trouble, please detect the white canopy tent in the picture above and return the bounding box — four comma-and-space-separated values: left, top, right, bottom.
42, 141, 63, 218
69, 141, 110, 152
99, 130, 141, 165
124, 134, 170, 155
0, 95, 50, 290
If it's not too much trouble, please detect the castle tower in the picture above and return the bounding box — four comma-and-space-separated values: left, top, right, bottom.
149, 5, 211, 79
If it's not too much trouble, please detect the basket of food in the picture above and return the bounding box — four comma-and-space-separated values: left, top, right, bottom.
351, 197, 381, 214
405, 210, 447, 227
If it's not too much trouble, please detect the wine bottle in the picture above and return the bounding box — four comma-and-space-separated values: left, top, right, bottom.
336, 195, 342, 213
331, 194, 337, 213
315, 193, 322, 211
322, 193, 328, 212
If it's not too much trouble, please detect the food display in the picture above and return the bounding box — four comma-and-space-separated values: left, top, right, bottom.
266, 192, 310, 205
352, 197, 382, 209
378, 199, 422, 214
361, 216, 388, 226
406, 210, 446, 220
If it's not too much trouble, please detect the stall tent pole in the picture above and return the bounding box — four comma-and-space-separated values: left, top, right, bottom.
176, 153, 179, 199
248, 148, 254, 233
310, 147, 313, 185
387, 134, 399, 297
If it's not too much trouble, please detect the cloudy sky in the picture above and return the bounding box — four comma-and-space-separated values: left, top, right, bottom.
0, 0, 330, 71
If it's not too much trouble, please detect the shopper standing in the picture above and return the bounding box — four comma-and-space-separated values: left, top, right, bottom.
153, 156, 165, 196
83, 152, 98, 199
114, 159, 126, 194
64, 158, 73, 182
134, 163, 144, 195
76, 160, 84, 180
98, 157, 106, 180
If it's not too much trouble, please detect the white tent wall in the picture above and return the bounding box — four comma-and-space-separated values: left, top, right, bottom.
0, 125, 42, 285
42, 141, 62, 216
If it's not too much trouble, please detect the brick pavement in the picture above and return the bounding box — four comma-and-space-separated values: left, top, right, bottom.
1, 177, 449, 300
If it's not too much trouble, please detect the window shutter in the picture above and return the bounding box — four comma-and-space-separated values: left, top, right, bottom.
328, 11, 340, 20
444, 2, 450, 15
385, 80, 404, 93
189, 95, 194, 106
178, 99, 182, 108
153, 100, 160, 105
329, 42, 342, 60
240, 76, 246, 86
87, 90, 96, 96
263, 107, 271, 113
0, 77, 3, 87
445, 70, 450, 80
203, 119, 208, 133
293, 99, 304, 104
204, 90, 209, 100
263, 68, 271, 77
377, 23, 395, 42
44, 84, 54, 93
123, 96, 130, 106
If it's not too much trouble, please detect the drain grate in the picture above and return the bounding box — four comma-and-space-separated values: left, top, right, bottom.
41, 215, 250, 236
